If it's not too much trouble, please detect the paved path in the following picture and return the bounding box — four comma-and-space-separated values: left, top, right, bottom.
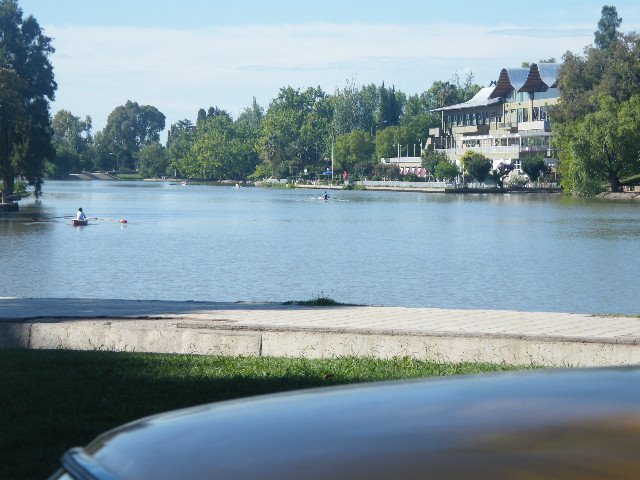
2, 298, 640, 366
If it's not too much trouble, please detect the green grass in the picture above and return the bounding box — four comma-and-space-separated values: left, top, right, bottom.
114, 172, 143, 180
0, 349, 530, 479
282, 296, 358, 306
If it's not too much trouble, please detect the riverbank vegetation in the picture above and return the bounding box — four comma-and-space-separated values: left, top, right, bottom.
4, 1, 640, 201
555, 6, 640, 195
0, 0, 56, 203
45, 75, 481, 184
0, 348, 529, 479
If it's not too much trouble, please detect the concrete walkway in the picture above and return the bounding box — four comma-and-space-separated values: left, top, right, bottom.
1, 298, 640, 367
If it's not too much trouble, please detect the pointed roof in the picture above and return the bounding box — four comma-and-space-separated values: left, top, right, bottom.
491, 63, 561, 98
489, 67, 529, 98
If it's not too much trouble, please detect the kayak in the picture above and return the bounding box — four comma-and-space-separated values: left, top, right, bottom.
71, 219, 89, 226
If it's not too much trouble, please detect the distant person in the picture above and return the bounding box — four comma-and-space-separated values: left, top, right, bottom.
322, 191, 328, 200
76, 208, 86, 221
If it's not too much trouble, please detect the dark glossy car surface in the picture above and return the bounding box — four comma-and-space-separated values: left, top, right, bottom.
51, 368, 640, 479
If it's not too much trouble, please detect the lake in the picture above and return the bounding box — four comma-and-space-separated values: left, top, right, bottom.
1, 180, 639, 314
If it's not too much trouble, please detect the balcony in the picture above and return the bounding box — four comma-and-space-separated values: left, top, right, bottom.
518, 120, 550, 132
451, 124, 489, 135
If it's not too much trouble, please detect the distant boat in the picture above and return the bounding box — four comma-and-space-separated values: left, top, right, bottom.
180, 181, 188, 186
71, 219, 89, 227
234, 183, 240, 188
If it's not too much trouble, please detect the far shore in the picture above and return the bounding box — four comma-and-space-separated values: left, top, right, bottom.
53, 174, 640, 199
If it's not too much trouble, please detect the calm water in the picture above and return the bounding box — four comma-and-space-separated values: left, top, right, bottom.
1, 180, 639, 314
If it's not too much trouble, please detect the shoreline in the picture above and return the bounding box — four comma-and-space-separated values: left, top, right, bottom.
2, 298, 640, 367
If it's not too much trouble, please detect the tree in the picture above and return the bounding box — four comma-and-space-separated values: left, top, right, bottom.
594, 5, 622, 49
0, 0, 56, 203
138, 143, 168, 178
174, 111, 260, 181
374, 126, 401, 161
462, 152, 492, 183
376, 82, 403, 130
559, 95, 640, 194
421, 150, 448, 178
555, 12, 640, 194
166, 119, 194, 176
178, 114, 233, 180
235, 97, 263, 133
98, 101, 165, 171
434, 160, 458, 181
521, 155, 547, 182
333, 130, 374, 176
424, 73, 481, 110
488, 163, 514, 189
257, 86, 332, 178
49, 110, 92, 175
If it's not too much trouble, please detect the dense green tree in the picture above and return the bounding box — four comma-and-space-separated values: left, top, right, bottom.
421, 150, 448, 178
257, 86, 332, 178
462, 152, 492, 183
374, 125, 401, 161
49, 110, 92, 175
166, 120, 195, 177
177, 114, 233, 180
97, 101, 165, 171
403, 93, 430, 118
434, 160, 458, 181
235, 97, 263, 133
51, 110, 92, 154
138, 143, 168, 178
333, 130, 375, 176
376, 82, 403, 130
0, 0, 56, 202
595, 5, 622, 49
173, 111, 260, 181
400, 114, 438, 151
521, 155, 547, 182
331, 79, 378, 136
558, 95, 640, 194
555, 10, 640, 194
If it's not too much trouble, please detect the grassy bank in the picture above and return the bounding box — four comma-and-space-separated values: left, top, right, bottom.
0, 349, 529, 479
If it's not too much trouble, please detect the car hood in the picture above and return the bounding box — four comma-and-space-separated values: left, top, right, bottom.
69, 368, 640, 479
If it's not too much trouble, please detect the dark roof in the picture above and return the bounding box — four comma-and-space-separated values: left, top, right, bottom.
491, 63, 561, 98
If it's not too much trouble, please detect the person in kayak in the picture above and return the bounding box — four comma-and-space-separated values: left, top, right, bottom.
322, 192, 329, 200
76, 208, 87, 221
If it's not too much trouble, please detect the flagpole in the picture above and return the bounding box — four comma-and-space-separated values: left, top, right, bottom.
331, 141, 334, 183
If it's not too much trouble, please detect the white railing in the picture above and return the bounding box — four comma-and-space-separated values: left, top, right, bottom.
380, 156, 422, 165
361, 180, 447, 188
440, 146, 520, 155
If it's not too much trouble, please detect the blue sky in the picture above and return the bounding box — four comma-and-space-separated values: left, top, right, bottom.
16, 0, 640, 135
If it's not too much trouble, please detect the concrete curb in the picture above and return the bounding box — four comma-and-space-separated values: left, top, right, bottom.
3, 318, 640, 367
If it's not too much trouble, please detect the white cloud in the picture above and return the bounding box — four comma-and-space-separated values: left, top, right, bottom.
46, 21, 593, 134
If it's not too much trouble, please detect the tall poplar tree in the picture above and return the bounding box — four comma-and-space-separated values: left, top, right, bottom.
0, 0, 56, 203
